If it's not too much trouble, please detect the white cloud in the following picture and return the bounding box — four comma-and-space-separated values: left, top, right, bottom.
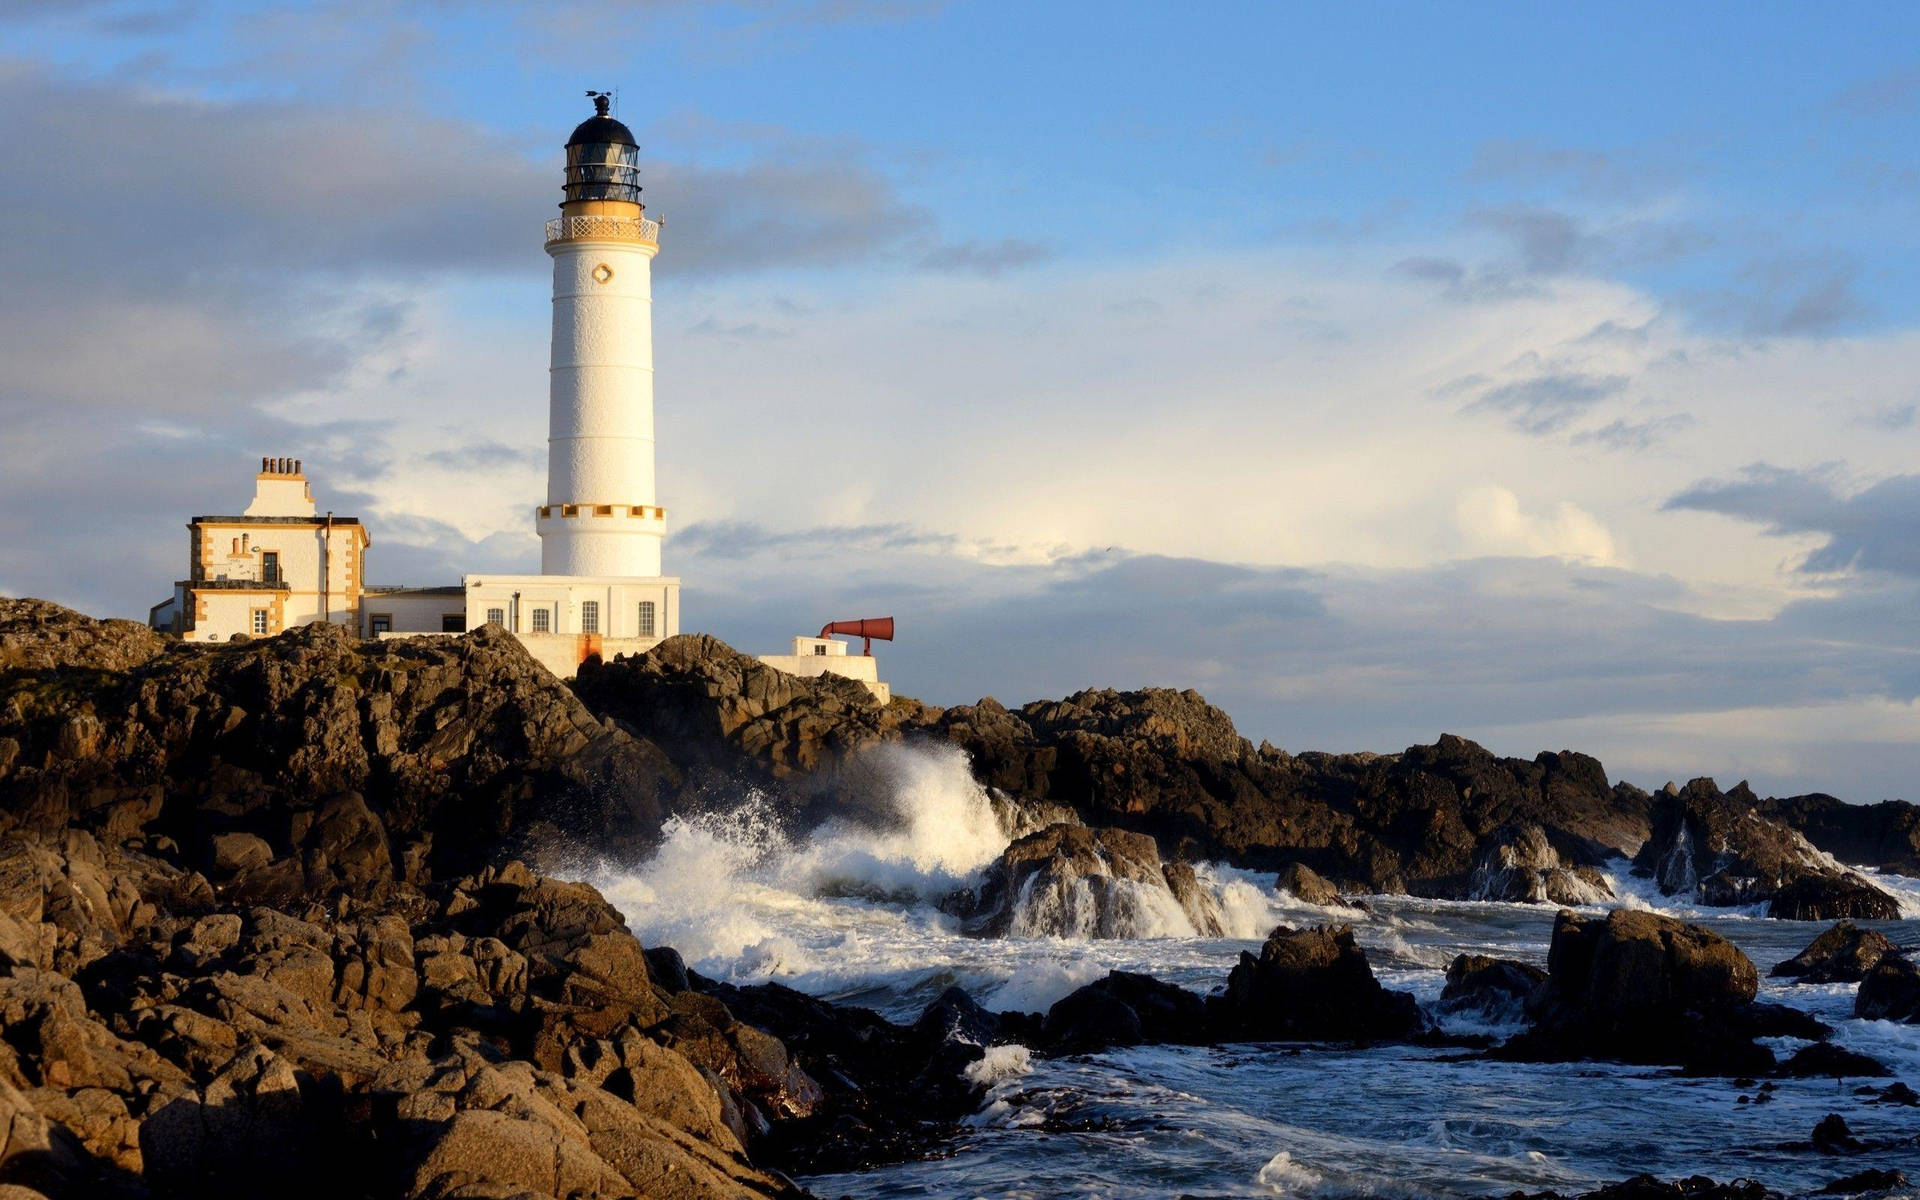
1454, 485, 1619, 565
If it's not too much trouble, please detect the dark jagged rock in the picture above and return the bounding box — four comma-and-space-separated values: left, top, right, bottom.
1771, 921, 1896, 983
905, 694, 1654, 898
1499, 910, 1794, 1074
1466, 822, 1613, 905
1632, 781, 1898, 920
690, 979, 1006, 1175
1275, 862, 1344, 906
1493, 1174, 1785, 1200
1768, 874, 1901, 923
1867, 1081, 1919, 1106
1817, 1168, 1909, 1194
1855, 953, 1920, 1023
1041, 971, 1210, 1052
0, 833, 804, 1199
0, 598, 167, 674
1437, 954, 1546, 1022
1761, 792, 1920, 877
1221, 924, 1422, 1041
1811, 1113, 1865, 1154
0, 610, 681, 883
572, 633, 901, 785
945, 823, 1220, 938
1777, 1042, 1889, 1078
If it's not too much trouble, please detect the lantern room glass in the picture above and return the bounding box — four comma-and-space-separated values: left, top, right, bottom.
564, 142, 642, 205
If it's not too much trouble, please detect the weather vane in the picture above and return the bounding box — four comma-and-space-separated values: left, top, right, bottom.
586, 89, 612, 116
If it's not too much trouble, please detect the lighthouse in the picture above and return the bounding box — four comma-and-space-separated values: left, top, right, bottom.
150, 95, 892, 699
454, 94, 682, 675
538, 94, 666, 577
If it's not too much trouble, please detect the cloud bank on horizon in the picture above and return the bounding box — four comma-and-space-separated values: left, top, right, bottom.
3, 1, 1920, 801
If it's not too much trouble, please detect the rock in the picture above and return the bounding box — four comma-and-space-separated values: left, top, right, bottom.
1275, 862, 1344, 907
1817, 1169, 1909, 1194
1437, 954, 1545, 1022
696, 979, 997, 1175
1042, 971, 1209, 1052
986, 789, 1082, 841
1221, 924, 1422, 1041
1810, 1113, 1864, 1155
301, 791, 393, 889
1867, 1081, 1918, 1106
0, 1075, 96, 1197
1500, 910, 1780, 1073
402, 1058, 797, 1200
911, 986, 1001, 1050
1466, 823, 1613, 905
1040, 983, 1141, 1052
0, 614, 681, 883
1776, 1042, 1889, 1078
209, 832, 273, 877
1766, 874, 1900, 922
1528, 1175, 1785, 1200
0, 598, 167, 673
643, 945, 691, 994
951, 823, 1211, 938
1632, 781, 1898, 919
1160, 861, 1226, 936
1760, 792, 1920, 877
572, 633, 898, 784
1855, 953, 1920, 1022
1770, 921, 1896, 982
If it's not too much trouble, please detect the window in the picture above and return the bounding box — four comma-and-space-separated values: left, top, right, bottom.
580, 601, 600, 634
441, 613, 466, 633
250, 608, 270, 635
369, 614, 391, 635
486, 607, 505, 627
261, 551, 280, 586
531, 608, 551, 633
814, 644, 827, 656
636, 600, 656, 637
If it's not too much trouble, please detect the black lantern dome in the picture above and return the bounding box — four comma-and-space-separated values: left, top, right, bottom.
563, 93, 642, 207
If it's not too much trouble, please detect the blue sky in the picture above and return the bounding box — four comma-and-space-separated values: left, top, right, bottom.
5, 1, 1920, 800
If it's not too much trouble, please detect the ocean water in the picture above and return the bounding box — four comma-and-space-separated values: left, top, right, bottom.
584, 745, 1920, 1199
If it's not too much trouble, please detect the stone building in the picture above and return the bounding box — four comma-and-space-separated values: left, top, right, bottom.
148, 458, 369, 641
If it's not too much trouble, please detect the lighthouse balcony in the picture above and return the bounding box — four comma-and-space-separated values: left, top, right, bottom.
545, 214, 660, 247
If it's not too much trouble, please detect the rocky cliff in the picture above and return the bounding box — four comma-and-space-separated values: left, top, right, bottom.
0, 602, 979, 1198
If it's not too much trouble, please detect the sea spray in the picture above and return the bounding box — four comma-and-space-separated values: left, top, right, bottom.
794, 741, 1012, 901
592, 742, 1011, 967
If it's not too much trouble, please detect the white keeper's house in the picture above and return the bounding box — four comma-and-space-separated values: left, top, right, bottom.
148, 95, 889, 701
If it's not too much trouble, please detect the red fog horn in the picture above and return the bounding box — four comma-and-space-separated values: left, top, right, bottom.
818, 617, 895, 656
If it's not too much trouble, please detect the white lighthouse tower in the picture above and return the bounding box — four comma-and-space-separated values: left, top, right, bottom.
461, 94, 681, 676
539, 94, 666, 577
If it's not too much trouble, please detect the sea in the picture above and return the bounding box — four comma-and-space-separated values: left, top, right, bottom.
582, 744, 1920, 1199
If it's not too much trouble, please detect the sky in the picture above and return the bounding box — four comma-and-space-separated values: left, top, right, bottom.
4, 1, 1920, 801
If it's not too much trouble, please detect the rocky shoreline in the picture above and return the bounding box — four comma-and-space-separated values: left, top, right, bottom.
2, 597, 1919, 1198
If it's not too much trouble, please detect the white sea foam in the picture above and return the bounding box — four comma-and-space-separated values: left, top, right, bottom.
1255, 1151, 1325, 1195
985, 957, 1108, 1014
1859, 865, 1920, 918
963, 1044, 1034, 1087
